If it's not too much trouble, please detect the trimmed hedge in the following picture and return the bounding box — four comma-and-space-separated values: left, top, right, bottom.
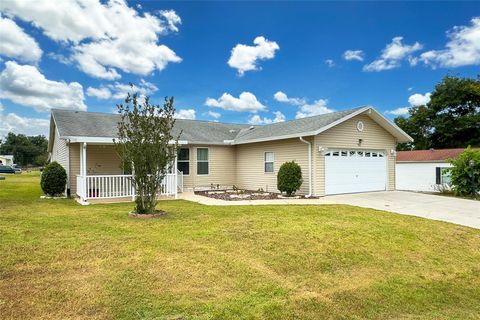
41, 161, 67, 196
277, 161, 303, 196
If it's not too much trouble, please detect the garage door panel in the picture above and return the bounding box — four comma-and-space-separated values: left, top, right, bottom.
325, 150, 386, 195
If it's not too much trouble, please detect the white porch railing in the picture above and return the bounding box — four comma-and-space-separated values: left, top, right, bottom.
76, 173, 179, 201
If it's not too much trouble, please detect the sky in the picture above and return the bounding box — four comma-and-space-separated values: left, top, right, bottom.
0, 1, 479, 138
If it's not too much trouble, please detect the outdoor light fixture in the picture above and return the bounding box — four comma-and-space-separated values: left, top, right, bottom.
358, 139, 363, 146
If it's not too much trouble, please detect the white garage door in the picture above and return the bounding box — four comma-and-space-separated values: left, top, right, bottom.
325, 150, 387, 195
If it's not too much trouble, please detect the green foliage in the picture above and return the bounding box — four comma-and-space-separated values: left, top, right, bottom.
395, 75, 480, 150
40, 161, 67, 196
447, 147, 480, 198
115, 90, 178, 214
277, 161, 303, 196
0, 132, 48, 166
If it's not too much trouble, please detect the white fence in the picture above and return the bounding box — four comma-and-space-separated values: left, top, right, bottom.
76, 173, 181, 201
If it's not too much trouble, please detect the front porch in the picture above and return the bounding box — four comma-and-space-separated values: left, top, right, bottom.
74, 142, 183, 203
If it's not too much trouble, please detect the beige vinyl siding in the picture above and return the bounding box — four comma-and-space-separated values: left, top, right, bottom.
314, 114, 396, 196
235, 137, 312, 194
69, 143, 80, 194
181, 145, 236, 189
85, 145, 122, 175
51, 126, 68, 173
68, 144, 122, 195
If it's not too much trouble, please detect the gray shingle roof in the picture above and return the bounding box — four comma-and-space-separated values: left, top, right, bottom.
52, 107, 363, 145
234, 107, 363, 143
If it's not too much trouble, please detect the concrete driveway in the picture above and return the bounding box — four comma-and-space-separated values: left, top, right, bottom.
181, 191, 480, 229
324, 191, 480, 229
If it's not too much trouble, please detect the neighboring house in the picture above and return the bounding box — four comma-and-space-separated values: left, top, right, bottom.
48, 106, 412, 202
0, 155, 14, 166
395, 148, 465, 192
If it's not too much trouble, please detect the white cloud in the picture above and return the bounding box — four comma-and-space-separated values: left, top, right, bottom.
420, 17, 480, 68
205, 92, 267, 113
343, 50, 364, 61
385, 107, 410, 116
408, 92, 431, 106
175, 109, 196, 120
86, 79, 158, 100
324, 59, 335, 67
273, 91, 306, 106
0, 15, 42, 63
0, 1, 182, 80
207, 111, 221, 119
385, 92, 431, 116
227, 36, 279, 76
159, 10, 181, 32
47, 52, 73, 65
0, 104, 49, 137
295, 99, 333, 119
0, 61, 86, 112
363, 37, 422, 71
248, 111, 286, 125
86, 87, 112, 100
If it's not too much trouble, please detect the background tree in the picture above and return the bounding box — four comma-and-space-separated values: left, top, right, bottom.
395, 75, 480, 150
0, 133, 48, 166
114, 92, 178, 214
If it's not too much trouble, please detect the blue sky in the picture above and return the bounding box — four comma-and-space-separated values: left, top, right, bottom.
0, 1, 479, 137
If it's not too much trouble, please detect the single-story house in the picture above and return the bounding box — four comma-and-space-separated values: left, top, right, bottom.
48, 106, 412, 202
0, 155, 14, 166
395, 148, 465, 192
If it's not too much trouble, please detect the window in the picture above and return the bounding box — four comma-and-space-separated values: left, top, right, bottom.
197, 148, 209, 175
436, 167, 451, 185
177, 148, 189, 175
264, 152, 274, 173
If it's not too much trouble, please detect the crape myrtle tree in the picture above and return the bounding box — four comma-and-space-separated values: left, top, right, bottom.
114, 92, 179, 214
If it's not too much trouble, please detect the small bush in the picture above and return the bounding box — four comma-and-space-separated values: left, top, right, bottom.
41, 161, 67, 196
448, 146, 480, 198
277, 161, 303, 196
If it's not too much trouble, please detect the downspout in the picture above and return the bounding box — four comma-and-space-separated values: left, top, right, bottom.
299, 137, 312, 197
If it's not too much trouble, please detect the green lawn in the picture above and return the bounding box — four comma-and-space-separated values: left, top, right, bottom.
1, 173, 479, 319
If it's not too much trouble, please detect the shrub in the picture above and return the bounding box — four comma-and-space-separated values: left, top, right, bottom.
447, 146, 480, 198
277, 161, 303, 196
40, 161, 67, 196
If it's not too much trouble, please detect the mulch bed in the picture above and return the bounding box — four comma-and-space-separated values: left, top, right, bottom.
195, 190, 317, 201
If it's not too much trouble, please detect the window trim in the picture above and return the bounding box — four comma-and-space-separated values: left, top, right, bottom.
177, 147, 190, 176
196, 147, 209, 176
264, 151, 275, 174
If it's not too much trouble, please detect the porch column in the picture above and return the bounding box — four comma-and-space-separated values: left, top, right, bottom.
174, 153, 178, 199
131, 162, 135, 201
80, 142, 87, 201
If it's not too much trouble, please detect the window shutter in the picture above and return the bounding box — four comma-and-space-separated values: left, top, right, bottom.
435, 167, 441, 184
